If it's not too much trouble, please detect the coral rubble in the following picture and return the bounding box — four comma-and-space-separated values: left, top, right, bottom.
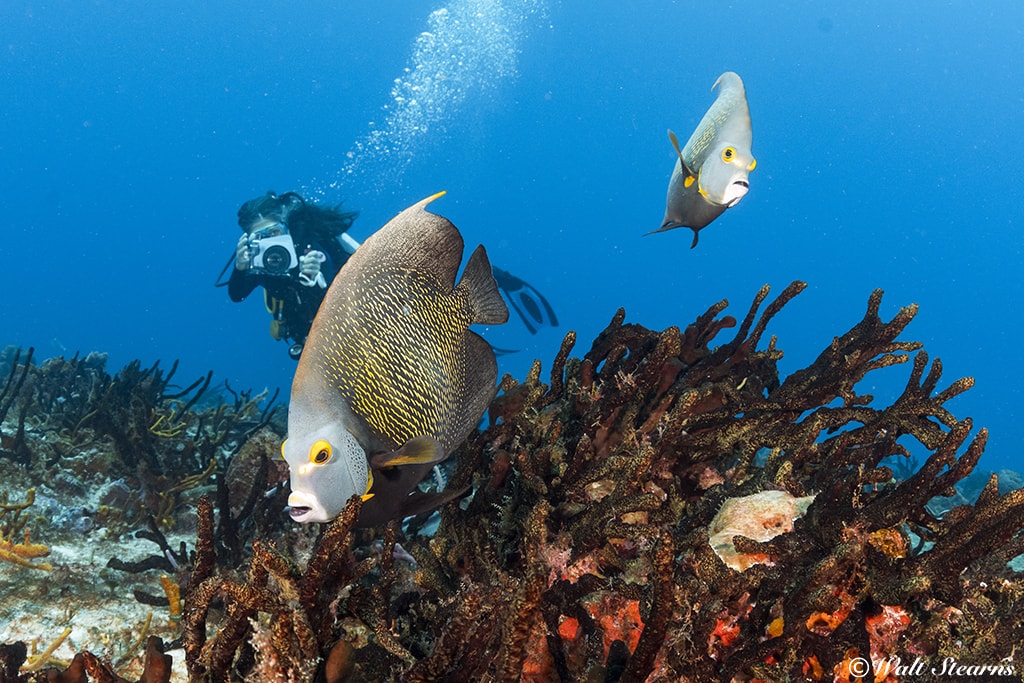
3, 281, 1024, 682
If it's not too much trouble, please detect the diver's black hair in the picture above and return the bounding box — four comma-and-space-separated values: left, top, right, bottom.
236, 190, 359, 266
286, 200, 357, 241
286, 199, 359, 267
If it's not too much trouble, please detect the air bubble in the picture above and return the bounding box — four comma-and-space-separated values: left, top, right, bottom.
323, 0, 544, 194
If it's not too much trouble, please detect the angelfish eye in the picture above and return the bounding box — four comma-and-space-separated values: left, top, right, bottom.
279, 439, 287, 460
721, 147, 736, 162
310, 439, 332, 465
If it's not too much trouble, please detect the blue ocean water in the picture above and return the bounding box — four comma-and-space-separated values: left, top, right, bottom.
2, 1, 1021, 472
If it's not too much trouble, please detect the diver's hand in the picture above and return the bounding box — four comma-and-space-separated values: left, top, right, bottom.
299, 251, 323, 278
298, 251, 327, 288
234, 234, 251, 270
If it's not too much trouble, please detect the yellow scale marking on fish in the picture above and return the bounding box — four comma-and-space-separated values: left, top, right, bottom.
686, 107, 732, 165
319, 262, 471, 447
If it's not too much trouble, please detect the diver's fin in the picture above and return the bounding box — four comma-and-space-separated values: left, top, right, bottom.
492, 267, 559, 336
458, 245, 509, 326
490, 344, 519, 356
370, 436, 446, 469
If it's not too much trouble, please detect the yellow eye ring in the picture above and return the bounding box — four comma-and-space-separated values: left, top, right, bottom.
721, 147, 736, 163
310, 439, 332, 465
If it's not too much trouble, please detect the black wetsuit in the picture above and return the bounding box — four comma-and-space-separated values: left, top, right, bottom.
228, 245, 344, 347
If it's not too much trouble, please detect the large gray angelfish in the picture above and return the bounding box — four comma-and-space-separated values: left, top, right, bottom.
650, 71, 756, 248
282, 191, 509, 526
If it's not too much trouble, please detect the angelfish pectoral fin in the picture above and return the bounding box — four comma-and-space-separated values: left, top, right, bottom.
668, 129, 696, 178
370, 435, 446, 469
361, 470, 375, 502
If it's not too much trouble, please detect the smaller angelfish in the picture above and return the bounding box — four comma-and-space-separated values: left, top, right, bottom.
649, 71, 756, 248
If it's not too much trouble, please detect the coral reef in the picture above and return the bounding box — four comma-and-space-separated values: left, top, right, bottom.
181, 496, 369, 682
399, 282, 1024, 681
3, 282, 1024, 681
0, 634, 172, 683
0, 348, 286, 682
0, 346, 285, 534
707, 489, 815, 572
0, 347, 281, 480
0, 488, 51, 571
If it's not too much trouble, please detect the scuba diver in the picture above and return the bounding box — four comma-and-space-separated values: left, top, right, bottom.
217, 191, 359, 360
219, 190, 558, 359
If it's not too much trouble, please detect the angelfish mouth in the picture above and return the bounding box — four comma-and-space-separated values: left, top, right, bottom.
288, 506, 312, 520
724, 180, 750, 207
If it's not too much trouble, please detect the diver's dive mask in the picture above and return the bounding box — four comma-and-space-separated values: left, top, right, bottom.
246, 217, 298, 275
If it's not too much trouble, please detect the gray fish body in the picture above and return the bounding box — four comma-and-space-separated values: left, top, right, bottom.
652, 71, 755, 248
283, 192, 508, 525
662, 160, 727, 235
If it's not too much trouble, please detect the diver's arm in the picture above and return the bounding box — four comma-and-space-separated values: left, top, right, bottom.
316, 237, 350, 283
228, 233, 261, 301
227, 266, 260, 302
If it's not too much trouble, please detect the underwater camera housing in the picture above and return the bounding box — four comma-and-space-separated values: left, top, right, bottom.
247, 222, 298, 276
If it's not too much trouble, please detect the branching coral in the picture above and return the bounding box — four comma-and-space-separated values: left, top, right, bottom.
72, 360, 211, 476
0, 487, 51, 571
182, 495, 372, 682
3, 351, 281, 481
0, 348, 284, 548
4, 282, 1023, 682
406, 282, 1024, 681
0, 347, 34, 467
0, 634, 172, 683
